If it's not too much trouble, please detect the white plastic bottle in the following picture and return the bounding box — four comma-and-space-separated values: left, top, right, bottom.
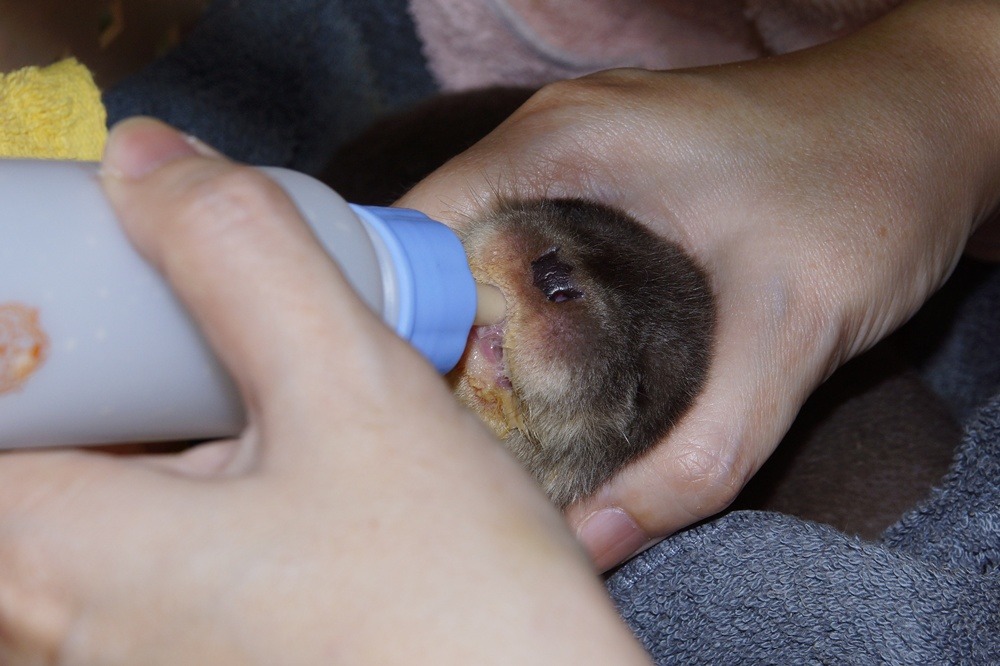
0, 159, 482, 448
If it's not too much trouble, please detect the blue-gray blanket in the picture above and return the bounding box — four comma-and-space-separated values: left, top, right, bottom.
106, 1, 1000, 662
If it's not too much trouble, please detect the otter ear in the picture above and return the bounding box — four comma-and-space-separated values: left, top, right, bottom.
531, 247, 585, 303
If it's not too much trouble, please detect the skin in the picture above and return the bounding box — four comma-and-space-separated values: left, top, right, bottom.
398, 0, 1000, 570
0, 119, 651, 664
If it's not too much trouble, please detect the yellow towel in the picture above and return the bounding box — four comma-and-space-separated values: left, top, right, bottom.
0, 58, 107, 160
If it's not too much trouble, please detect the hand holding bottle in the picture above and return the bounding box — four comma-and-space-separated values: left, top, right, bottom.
0, 117, 648, 664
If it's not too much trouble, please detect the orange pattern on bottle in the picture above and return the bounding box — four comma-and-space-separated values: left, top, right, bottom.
0, 303, 48, 395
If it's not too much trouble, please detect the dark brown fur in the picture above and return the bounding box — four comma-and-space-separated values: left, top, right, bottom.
451, 198, 714, 506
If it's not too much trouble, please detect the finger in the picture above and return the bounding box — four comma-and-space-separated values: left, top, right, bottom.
100, 118, 400, 446
394, 136, 536, 227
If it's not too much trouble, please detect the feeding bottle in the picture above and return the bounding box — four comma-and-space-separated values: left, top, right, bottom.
0, 160, 498, 448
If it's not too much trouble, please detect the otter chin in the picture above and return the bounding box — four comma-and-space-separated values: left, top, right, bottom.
450, 322, 524, 438
447, 198, 715, 508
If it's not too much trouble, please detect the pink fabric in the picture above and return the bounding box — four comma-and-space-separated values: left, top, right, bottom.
747, 0, 904, 53
407, 0, 902, 91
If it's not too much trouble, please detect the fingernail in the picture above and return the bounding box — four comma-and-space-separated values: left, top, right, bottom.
576, 507, 648, 572
101, 117, 217, 181
183, 133, 223, 159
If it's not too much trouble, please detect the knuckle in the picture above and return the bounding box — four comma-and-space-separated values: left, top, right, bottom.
520, 70, 644, 116
170, 166, 287, 239
521, 78, 590, 112
498, 74, 660, 196
154, 166, 294, 273
668, 436, 751, 517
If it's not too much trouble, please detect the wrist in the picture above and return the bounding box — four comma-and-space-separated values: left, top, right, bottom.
793, 0, 1000, 233
916, 1, 1000, 258
740, 0, 1000, 352
883, 0, 1000, 230
643, 0, 1000, 383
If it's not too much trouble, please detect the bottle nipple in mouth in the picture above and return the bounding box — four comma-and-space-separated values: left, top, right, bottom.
474, 283, 506, 326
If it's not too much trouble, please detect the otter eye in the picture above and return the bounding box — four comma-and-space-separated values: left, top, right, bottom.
531, 247, 584, 303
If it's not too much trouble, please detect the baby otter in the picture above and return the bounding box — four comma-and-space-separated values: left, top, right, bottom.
449, 198, 714, 507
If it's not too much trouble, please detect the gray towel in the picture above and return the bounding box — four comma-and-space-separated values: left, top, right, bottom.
607, 395, 1000, 663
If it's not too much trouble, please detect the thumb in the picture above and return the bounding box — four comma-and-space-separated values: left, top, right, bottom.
99, 118, 395, 455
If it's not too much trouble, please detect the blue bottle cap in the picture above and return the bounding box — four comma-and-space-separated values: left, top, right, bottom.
349, 205, 475, 373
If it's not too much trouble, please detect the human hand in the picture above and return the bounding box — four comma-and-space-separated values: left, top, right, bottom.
0, 118, 649, 664
398, 0, 1000, 570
